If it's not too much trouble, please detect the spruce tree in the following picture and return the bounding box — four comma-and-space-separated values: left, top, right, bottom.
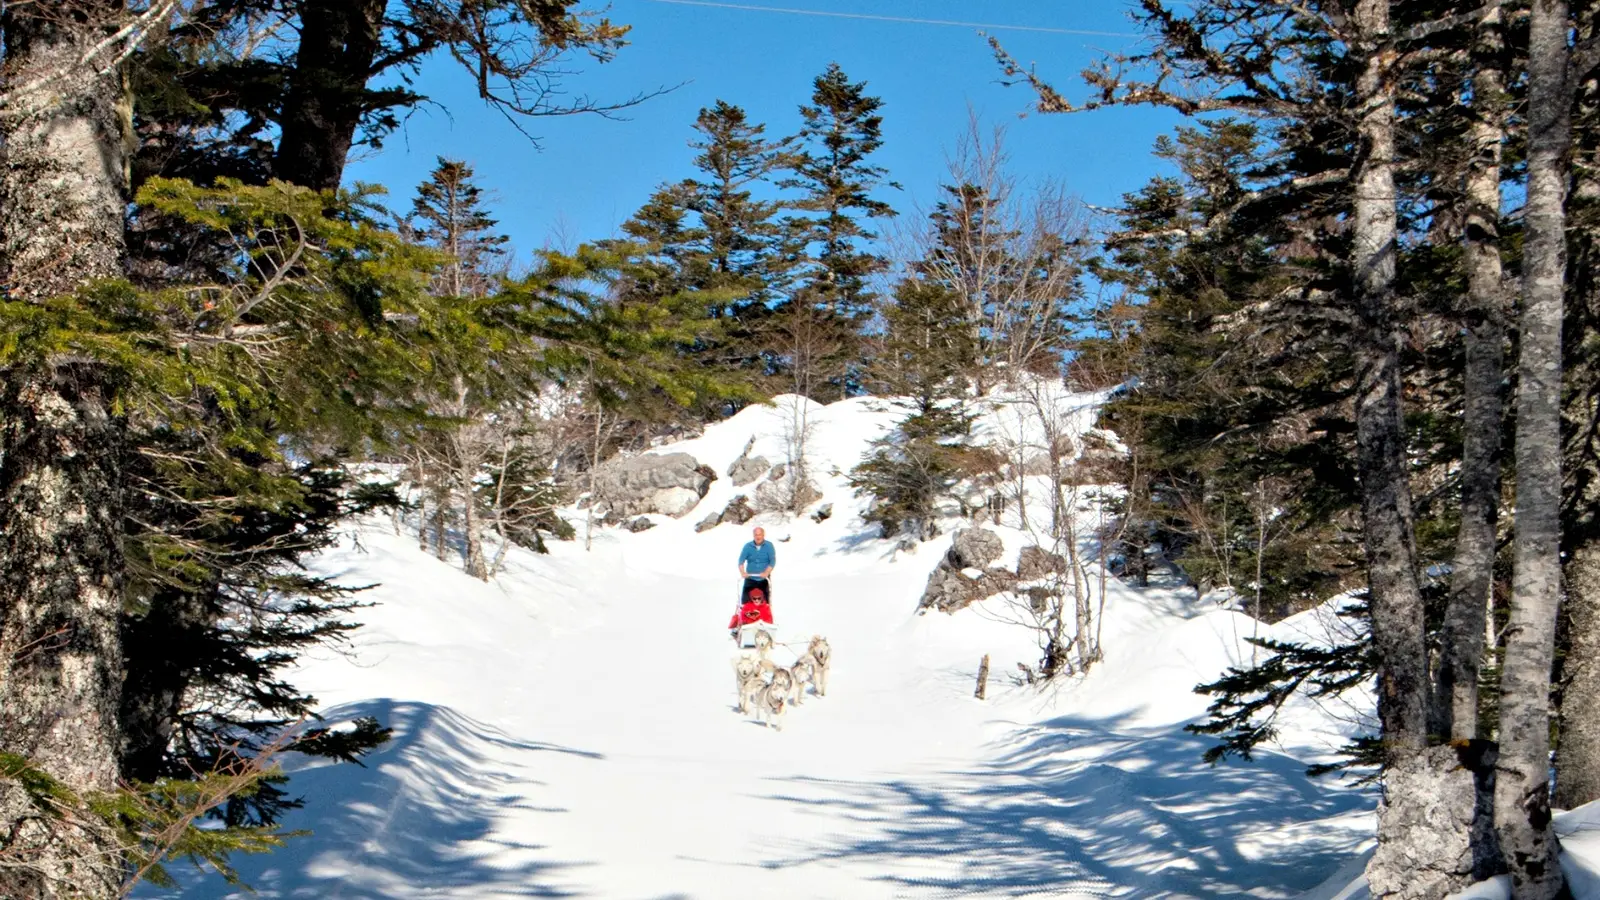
851, 258, 977, 542
608, 101, 796, 399
404, 157, 519, 576
782, 63, 898, 397
410, 157, 511, 298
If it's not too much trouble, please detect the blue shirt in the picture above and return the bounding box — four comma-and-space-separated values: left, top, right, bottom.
739, 540, 776, 578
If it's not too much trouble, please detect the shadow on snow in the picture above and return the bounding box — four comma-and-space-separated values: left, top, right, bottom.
156, 699, 602, 899
758, 711, 1373, 899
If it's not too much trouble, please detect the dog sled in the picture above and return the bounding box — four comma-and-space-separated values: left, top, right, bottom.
728, 586, 775, 649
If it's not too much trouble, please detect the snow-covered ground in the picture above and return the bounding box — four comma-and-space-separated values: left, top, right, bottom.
157, 389, 1392, 899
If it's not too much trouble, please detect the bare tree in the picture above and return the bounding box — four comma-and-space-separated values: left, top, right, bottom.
906, 118, 1089, 388
987, 381, 1104, 678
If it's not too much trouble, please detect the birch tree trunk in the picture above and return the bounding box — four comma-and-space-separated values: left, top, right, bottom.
1494, 1, 1571, 895
1348, 3, 1460, 894
0, 5, 132, 894
1347, 0, 1428, 756
1437, 5, 1509, 743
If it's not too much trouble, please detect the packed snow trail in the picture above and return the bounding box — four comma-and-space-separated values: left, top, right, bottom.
156, 393, 1378, 899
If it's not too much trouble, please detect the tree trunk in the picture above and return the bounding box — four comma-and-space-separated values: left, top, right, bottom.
0, 366, 127, 899
0, 3, 131, 896
461, 456, 487, 580
274, 0, 387, 190
118, 586, 215, 781
1559, 534, 1600, 809
1494, 0, 1570, 895
1348, 0, 1428, 758
1555, 31, 1600, 816
1437, 5, 1509, 744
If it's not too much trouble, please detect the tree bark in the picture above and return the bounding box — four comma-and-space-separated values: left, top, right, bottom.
1555, 26, 1600, 816
1494, 0, 1571, 895
118, 586, 215, 782
1560, 535, 1600, 809
1348, 0, 1428, 758
460, 453, 487, 580
0, 3, 131, 896
1436, 5, 1509, 744
274, 0, 387, 190
0, 366, 127, 899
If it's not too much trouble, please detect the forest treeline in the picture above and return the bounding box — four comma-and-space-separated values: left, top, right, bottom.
0, 1, 1595, 898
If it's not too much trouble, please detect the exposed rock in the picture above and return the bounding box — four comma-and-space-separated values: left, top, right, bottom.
1366, 742, 1501, 899
694, 512, 721, 533
1017, 546, 1068, 580
591, 452, 714, 518
769, 462, 787, 481
811, 502, 833, 523
721, 494, 756, 526
727, 439, 771, 487
625, 517, 657, 533
919, 528, 1014, 613
949, 527, 1005, 570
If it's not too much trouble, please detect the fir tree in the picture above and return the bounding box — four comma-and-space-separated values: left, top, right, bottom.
782, 63, 898, 397
410, 157, 511, 298
606, 101, 797, 401
850, 276, 976, 542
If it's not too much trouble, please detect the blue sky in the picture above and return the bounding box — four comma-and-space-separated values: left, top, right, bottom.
346, 0, 1184, 261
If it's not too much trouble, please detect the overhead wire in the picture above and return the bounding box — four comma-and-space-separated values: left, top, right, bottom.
637, 0, 1140, 38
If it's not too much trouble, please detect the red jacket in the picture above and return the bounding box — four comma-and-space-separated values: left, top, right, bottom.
728, 601, 773, 629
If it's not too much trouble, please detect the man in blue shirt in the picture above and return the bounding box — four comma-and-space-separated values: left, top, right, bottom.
737, 526, 776, 607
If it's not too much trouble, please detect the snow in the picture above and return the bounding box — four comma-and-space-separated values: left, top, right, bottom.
153, 385, 1410, 899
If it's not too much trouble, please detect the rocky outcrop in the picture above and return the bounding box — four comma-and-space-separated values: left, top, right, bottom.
625, 517, 657, 533
919, 528, 1016, 613
950, 528, 1005, 569
1366, 742, 1500, 899
592, 452, 714, 518
1017, 546, 1067, 580
694, 494, 756, 533
721, 494, 756, 526
811, 502, 833, 523
727, 439, 771, 487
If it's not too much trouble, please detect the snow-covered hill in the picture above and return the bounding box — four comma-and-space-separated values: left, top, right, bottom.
157, 387, 1386, 899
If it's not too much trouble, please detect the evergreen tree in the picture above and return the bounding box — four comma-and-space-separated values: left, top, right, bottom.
403, 158, 521, 577
781, 63, 898, 397
410, 158, 511, 298
130, 0, 635, 192
850, 274, 977, 542
608, 101, 797, 395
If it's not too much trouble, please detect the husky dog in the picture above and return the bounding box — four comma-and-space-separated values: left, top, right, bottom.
787, 657, 817, 706
807, 636, 831, 697
733, 654, 760, 707
737, 670, 766, 715
769, 666, 794, 697
753, 629, 774, 657
754, 682, 787, 730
